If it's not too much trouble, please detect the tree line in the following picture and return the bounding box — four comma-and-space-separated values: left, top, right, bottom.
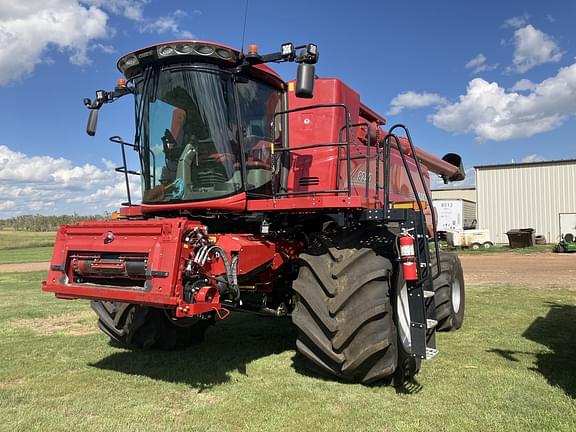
0, 214, 108, 232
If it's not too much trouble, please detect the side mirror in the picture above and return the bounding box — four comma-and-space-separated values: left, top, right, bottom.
87, 109, 99, 136
296, 63, 315, 98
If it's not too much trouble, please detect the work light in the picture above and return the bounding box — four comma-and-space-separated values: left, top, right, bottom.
281, 43, 295, 60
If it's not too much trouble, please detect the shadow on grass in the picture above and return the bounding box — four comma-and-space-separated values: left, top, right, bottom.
291, 349, 420, 393
523, 302, 576, 398
90, 312, 297, 390
490, 302, 576, 398
91, 312, 414, 390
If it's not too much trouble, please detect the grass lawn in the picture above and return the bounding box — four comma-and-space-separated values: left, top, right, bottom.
0, 230, 55, 250
447, 243, 554, 255
0, 231, 55, 264
0, 272, 575, 432
0, 247, 53, 264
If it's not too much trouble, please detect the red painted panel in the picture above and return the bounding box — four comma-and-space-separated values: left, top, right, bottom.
140, 192, 247, 214
43, 219, 303, 309
285, 79, 361, 194
43, 218, 200, 306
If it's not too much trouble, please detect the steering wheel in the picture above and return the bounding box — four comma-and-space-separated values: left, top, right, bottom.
164, 177, 185, 199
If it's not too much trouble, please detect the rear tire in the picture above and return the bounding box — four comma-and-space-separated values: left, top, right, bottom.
292, 228, 398, 384
430, 252, 465, 331
91, 301, 212, 350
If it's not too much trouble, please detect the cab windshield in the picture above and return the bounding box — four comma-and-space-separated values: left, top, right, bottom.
137, 65, 241, 202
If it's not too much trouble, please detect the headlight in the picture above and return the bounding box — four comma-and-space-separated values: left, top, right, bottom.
158, 45, 176, 57
195, 45, 215, 55
117, 54, 139, 73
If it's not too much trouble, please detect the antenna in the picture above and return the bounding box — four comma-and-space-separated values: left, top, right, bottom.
240, 0, 249, 54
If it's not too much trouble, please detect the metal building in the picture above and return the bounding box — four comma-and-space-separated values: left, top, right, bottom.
475, 159, 576, 244
431, 187, 476, 202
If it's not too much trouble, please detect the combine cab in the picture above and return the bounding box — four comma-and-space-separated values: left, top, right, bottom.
43, 40, 466, 384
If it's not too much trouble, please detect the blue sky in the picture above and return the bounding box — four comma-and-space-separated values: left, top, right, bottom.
0, 0, 575, 216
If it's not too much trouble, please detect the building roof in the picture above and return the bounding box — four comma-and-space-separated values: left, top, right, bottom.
430, 186, 476, 192
475, 159, 576, 170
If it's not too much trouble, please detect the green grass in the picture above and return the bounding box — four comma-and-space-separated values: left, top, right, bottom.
1, 272, 575, 432
0, 247, 53, 264
446, 243, 554, 255
0, 230, 55, 250
0, 231, 55, 264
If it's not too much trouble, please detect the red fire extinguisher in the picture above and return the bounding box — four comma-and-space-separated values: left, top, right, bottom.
399, 229, 418, 281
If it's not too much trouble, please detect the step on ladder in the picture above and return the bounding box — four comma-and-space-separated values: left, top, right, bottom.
387, 208, 439, 360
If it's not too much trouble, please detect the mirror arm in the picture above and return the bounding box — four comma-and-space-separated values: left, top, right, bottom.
83, 84, 133, 136
84, 84, 133, 110
233, 42, 318, 72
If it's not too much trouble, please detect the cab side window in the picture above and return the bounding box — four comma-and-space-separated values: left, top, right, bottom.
237, 78, 282, 192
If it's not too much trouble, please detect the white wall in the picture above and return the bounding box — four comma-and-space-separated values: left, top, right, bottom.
476, 161, 576, 244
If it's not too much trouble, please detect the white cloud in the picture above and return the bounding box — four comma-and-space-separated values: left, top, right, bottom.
430, 62, 576, 141
0, 145, 107, 187
503, 14, 529, 29
91, 43, 116, 54
0, 200, 16, 211
66, 178, 140, 207
0, 1, 109, 85
0, 1, 199, 85
139, 10, 194, 38
509, 24, 562, 73
85, 2, 196, 38
465, 53, 498, 74
388, 91, 447, 115
521, 154, 546, 163
0, 144, 139, 216
82, 0, 147, 21
509, 78, 536, 92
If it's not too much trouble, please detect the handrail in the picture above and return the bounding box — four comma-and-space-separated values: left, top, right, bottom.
271, 103, 352, 198
385, 125, 441, 278
338, 122, 372, 199
388, 124, 441, 276
109, 136, 140, 206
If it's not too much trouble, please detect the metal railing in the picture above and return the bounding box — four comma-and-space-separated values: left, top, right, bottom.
270, 104, 353, 198
109, 136, 140, 206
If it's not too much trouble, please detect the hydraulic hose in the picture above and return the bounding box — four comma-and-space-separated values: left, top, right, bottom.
195, 245, 239, 301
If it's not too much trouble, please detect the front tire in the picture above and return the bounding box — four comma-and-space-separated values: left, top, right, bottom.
91, 301, 212, 350
292, 228, 398, 384
430, 252, 465, 331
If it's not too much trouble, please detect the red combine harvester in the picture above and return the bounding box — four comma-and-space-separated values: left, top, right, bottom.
43, 40, 466, 384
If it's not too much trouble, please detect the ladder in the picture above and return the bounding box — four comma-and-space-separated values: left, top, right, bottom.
383, 125, 440, 360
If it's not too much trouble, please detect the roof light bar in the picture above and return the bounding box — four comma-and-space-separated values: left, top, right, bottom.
117, 42, 238, 76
